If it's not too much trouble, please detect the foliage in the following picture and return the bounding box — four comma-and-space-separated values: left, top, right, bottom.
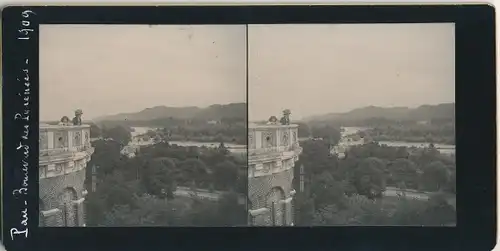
420, 161, 450, 192
386, 158, 419, 189
366, 123, 455, 145
351, 157, 386, 198
102, 126, 132, 146
99, 109, 247, 145
142, 158, 177, 198
310, 125, 341, 146
89, 123, 102, 138
295, 122, 311, 138
101, 194, 190, 227
309, 171, 346, 209
294, 136, 456, 226
85, 138, 245, 226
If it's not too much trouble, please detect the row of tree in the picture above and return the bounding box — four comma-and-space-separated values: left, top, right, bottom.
94, 117, 246, 145
293, 134, 456, 226
85, 125, 247, 227
365, 123, 455, 145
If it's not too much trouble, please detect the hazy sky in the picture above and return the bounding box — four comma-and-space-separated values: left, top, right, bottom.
248, 23, 455, 121
40, 25, 246, 121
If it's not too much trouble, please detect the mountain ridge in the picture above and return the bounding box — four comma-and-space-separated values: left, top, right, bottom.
94, 102, 246, 122
305, 103, 455, 122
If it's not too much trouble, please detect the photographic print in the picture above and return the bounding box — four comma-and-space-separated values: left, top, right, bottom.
247, 23, 456, 226
2, 5, 496, 251
39, 24, 248, 227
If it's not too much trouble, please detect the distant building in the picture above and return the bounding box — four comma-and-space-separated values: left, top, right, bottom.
247, 123, 302, 226
207, 120, 218, 125
120, 145, 138, 158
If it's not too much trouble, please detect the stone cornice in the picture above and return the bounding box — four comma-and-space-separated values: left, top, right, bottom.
249, 208, 270, 216
41, 208, 61, 217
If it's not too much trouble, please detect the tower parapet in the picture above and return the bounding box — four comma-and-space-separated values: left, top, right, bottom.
247, 122, 302, 226
39, 123, 94, 227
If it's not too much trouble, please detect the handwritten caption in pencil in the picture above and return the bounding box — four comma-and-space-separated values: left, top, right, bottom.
10, 9, 35, 241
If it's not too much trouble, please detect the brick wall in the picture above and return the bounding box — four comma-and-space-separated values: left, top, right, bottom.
248, 167, 294, 226
39, 168, 86, 227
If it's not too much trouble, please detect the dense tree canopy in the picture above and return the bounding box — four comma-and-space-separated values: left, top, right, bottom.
85, 137, 246, 227
100, 117, 246, 145
294, 135, 456, 226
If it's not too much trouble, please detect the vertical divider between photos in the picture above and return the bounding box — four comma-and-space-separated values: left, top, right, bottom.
245, 23, 250, 227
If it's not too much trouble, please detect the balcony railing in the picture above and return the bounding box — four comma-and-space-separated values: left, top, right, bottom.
40, 145, 92, 157
248, 125, 299, 150
40, 124, 91, 151
249, 143, 301, 156
249, 146, 280, 156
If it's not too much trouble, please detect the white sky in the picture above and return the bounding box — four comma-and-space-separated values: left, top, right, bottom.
248, 23, 455, 121
40, 23, 455, 122
40, 24, 247, 121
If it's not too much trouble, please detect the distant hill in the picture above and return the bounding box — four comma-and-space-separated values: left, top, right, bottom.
94, 103, 246, 122
305, 103, 455, 123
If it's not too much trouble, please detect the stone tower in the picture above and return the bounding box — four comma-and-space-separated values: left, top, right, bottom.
39, 123, 94, 227
247, 119, 302, 226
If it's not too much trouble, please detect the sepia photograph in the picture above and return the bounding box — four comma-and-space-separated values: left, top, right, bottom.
247, 23, 456, 226
39, 24, 248, 227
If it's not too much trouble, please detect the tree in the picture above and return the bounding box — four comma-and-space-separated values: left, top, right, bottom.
102, 194, 189, 227
212, 160, 238, 190
90, 123, 102, 138
311, 125, 341, 146
310, 171, 346, 209
213, 193, 247, 226
142, 157, 177, 199
98, 171, 142, 208
351, 157, 386, 198
85, 139, 124, 184
297, 140, 335, 176
387, 158, 419, 189
313, 194, 387, 226
294, 192, 316, 226
446, 170, 456, 194
103, 126, 132, 146
420, 161, 449, 192
218, 142, 229, 155
420, 193, 456, 225
179, 158, 210, 187
85, 170, 144, 226
296, 122, 311, 138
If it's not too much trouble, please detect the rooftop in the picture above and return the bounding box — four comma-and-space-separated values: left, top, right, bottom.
40, 124, 90, 129
248, 123, 299, 129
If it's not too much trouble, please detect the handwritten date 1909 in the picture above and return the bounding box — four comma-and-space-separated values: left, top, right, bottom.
18, 10, 36, 40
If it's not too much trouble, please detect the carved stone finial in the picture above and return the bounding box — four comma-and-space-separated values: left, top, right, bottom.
59, 116, 70, 126
72, 109, 83, 126
280, 109, 291, 125
268, 116, 278, 124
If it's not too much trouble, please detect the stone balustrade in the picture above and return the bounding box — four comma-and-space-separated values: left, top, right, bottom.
248, 124, 302, 166
39, 124, 94, 179
247, 122, 302, 226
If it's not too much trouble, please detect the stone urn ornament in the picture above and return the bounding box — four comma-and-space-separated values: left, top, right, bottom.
72, 109, 83, 126
280, 109, 291, 125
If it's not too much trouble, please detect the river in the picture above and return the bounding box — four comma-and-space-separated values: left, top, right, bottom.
340, 127, 455, 155
130, 126, 455, 155
129, 127, 246, 153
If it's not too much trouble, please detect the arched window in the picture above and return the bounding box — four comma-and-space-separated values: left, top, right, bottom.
60, 188, 78, 227
266, 187, 286, 226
